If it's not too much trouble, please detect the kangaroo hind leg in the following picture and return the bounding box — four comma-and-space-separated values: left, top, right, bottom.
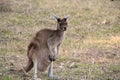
33, 58, 41, 80
48, 61, 59, 79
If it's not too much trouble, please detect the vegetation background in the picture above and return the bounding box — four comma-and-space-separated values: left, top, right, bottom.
0, 0, 120, 80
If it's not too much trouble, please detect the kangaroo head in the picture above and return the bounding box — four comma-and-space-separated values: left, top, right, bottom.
55, 16, 69, 31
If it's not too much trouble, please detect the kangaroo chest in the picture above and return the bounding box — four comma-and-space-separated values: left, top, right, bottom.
50, 34, 64, 47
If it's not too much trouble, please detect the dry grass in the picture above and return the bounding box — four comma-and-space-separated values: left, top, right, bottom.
0, 0, 120, 80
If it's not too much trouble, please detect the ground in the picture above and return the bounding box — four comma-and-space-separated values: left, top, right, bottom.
0, 0, 120, 80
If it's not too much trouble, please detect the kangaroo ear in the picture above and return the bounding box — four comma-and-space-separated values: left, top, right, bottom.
63, 16, 69, 21
54, 15, 61, 22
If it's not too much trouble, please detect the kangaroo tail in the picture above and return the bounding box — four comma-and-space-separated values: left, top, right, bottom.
23, 42, 34, 73
10, 59, 33, 75
23, 59, 33, 73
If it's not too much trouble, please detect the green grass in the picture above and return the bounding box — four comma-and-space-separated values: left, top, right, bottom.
0, 0, 120, 80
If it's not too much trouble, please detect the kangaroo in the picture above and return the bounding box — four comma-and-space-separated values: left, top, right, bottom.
20, 16, 68, 80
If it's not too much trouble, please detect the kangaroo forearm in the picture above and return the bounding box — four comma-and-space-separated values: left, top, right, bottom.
47, 41, 54, 56
56, 48, 59, 57
49, 47, 54, 56
56, 44, 60, 57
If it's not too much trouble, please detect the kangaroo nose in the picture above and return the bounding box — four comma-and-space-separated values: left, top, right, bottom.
64, 27, 67, 30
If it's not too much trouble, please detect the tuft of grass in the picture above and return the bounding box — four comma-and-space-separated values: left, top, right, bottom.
107, 24, 120, 34
2, 76, 12, 80
109, 64, 120, 72
0, 0, 12, 12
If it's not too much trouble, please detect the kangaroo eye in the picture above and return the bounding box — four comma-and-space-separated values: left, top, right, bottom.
60, 23, 62, 26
